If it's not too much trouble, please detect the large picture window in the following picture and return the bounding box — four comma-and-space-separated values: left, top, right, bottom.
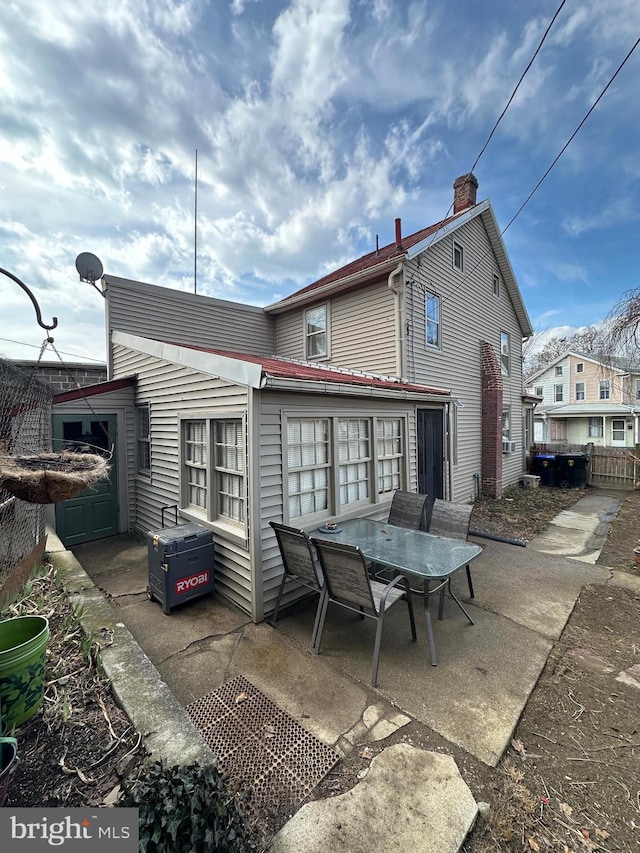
181, 416, 246, 530
286, 415, 405, 522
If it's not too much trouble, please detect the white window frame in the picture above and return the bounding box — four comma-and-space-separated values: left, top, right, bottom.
534, 386, 543, 397
493, 273, 500, 296
576, 363, 584, 373
635, 379, 640, 400
179, 413, 247, 541
287, 417, 331, 523
502, 407, 511, 440
555, 365, 563, 377
599, 379, 610, 400
136, 403, 151, 475
283, 413, 407, 525
575, 382, 585, 401
588, 417, 603, 438
453, 241, 464, 272
425, 292, 440, 348
500, 331, 510, 376
611, 418, 626, 446
304, 304, 329, 360
554, 384, 563, 402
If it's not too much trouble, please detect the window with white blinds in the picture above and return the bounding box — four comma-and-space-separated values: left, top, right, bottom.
184, 420, 207, 510
338, 418, 370, 506
286, 415, 406, 521
287, 419, 330, 519
181, 416, 246, 530
215, 420, 245, 522
377, 418, 402, 495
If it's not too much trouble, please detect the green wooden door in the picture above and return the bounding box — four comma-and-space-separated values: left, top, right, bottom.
53, 414, 119, 546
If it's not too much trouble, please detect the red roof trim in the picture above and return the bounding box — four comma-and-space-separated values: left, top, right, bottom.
53, 377, 135, 404
168, 342, 450, 397
274, 211, 466, 304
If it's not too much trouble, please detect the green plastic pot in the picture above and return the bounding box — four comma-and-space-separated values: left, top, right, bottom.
0, 615, 50, 727
0, 737, 18, 807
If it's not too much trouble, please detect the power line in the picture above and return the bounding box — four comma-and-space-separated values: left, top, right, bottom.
438, 34, 640, 310
418, 0, 569, 256
0, 336, 106, 363
468, 0, 569, 177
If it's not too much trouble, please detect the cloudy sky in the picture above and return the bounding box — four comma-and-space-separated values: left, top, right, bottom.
1, 0, 639, 365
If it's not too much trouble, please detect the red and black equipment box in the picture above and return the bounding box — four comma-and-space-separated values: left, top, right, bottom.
147, 522, 215, 614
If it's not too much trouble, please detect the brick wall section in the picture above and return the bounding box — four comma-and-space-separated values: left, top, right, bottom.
481, 341, 503, 498
15, 362, 107, 395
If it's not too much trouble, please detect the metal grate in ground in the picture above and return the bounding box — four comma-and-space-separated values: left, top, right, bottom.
186, 675, 339, 819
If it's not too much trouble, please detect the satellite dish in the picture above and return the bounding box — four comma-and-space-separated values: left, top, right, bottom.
75, 252, 104, 283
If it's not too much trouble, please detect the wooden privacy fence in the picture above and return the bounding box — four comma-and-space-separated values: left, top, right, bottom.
529, 443, 640, 491
589, 446, 640, 490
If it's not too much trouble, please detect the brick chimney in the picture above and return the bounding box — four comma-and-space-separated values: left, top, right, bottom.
453, 173, 479, 214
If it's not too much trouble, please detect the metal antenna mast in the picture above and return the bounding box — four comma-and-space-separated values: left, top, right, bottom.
194, 149, 198, 294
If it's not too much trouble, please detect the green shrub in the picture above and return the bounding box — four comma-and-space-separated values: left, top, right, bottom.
121, 759, 255, 852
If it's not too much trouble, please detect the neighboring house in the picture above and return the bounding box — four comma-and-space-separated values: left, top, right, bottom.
525, 352, 640, 447
52, 172, 534, 622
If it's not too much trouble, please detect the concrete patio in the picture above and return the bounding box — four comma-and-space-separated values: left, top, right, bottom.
46, 490, 632, 851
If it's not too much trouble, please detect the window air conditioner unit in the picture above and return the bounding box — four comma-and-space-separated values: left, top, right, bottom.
502, 439, 517, 453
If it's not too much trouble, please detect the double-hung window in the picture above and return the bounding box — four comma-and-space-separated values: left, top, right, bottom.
576, 363, 584, 373
500, 332, 510, 376
493, 273, 500, 296
554, 384, 563, 402
287, 419, 330, 520
136, 404, 150, 475
636, 379, 640, 400
286, 415, 405, 523
305, 305, 328, 359
575, 382, 585, 401
599, 380, 610, 400
425, 292, 440, 347
534, 386, 543, 397
181, 416, 246, 532
377, 419, 403, 495
555, 366, 563, 376
184, 420, 208, 511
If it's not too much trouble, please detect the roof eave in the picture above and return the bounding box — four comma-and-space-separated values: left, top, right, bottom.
262, 375, 451, 400
264, 257, 403, 315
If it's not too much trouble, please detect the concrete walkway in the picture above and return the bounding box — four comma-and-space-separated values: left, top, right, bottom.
46, 490, 640, 852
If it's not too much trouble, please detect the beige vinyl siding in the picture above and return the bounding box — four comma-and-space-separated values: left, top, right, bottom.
112, 343, 252, 614
257, 391, 422, 618
51, 385, 135, 533
105, 276, 275, 368
273, 281, 398, 375
406, 216, 525, 498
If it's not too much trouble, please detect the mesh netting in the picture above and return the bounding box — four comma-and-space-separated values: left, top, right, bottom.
0, 357, 52, 585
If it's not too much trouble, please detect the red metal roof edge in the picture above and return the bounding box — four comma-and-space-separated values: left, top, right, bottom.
272, 211, 466, 305
167, 341, 450, 397
53, 376, 135, 404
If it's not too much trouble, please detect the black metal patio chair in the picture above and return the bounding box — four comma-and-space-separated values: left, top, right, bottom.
269, 521, 325, 648
310, 538, 416, 687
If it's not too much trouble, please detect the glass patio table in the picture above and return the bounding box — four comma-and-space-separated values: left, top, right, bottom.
313, 517, 483, 666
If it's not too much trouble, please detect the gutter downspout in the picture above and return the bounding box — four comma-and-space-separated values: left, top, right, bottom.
387, 262, 405, 379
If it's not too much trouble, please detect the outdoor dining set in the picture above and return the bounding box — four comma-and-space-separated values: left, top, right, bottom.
269, 491, 483, 687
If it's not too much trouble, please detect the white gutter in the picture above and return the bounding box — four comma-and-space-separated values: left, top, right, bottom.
387, 262, 405, 378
